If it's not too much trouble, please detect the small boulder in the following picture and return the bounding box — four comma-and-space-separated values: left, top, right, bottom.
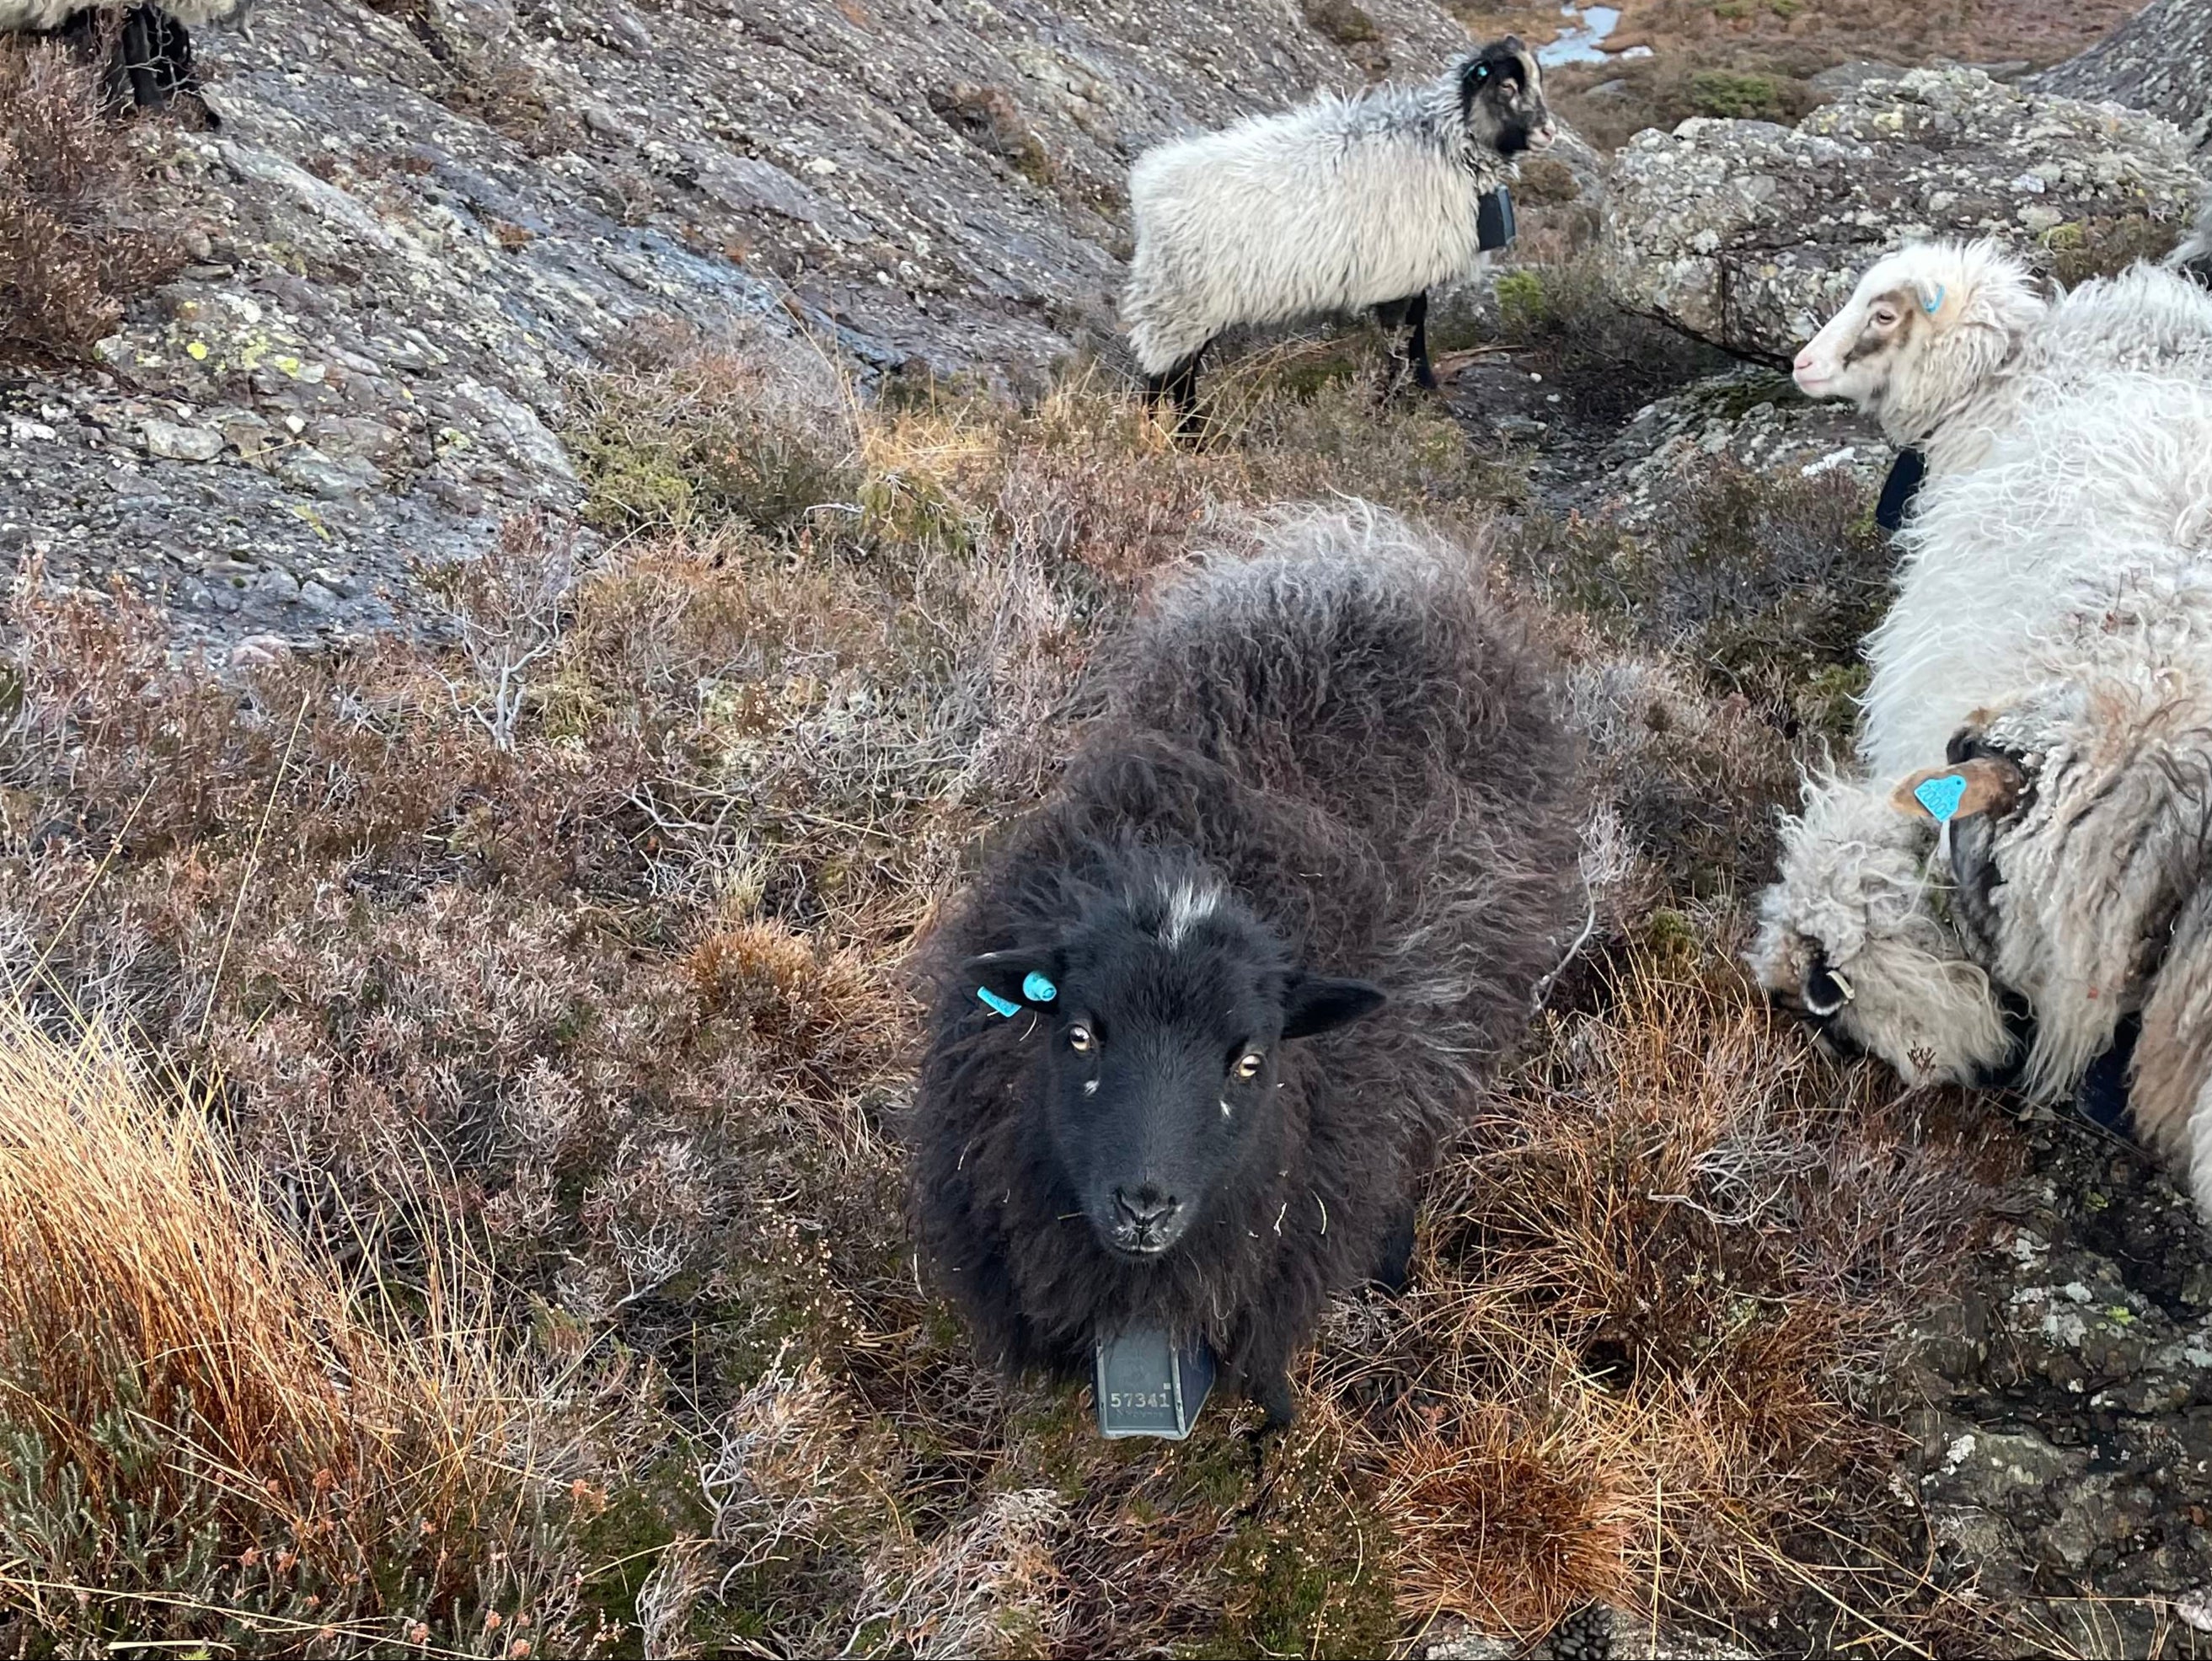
142, 420, 226, 463
1601, 67, 2206, 364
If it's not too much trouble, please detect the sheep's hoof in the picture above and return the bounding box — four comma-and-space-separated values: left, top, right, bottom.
1253, 1372, 1295, 1430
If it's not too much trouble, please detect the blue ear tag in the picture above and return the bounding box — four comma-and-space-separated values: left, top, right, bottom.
1921, 283, 1946, 316
977, 986, 1020, 1018
1021, 972, 1058, 1004
1913, 773, 1968, 824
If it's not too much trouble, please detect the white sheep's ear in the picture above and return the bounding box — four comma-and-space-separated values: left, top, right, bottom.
1910, 278, 1950, 320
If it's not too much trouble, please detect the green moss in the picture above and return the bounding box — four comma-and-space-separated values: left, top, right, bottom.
1791, 661, 1869, 745
1642, 908, 1703, 972
1701, 371, 1799, 421
2042, 214, 2179, 286
572, 401, 858, 543
1201, 1455, 1397, 1659
1688, 70, 1786, 121
1492, 268, 1550, 335
574, 425, 694, 533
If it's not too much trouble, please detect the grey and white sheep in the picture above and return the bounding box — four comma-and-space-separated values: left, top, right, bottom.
1754, 237, 2212, 1206
907, 504, 1580, 1424
1122, 37, 1555, 431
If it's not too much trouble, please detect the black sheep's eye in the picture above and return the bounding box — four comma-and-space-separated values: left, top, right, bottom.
1068, 1025, 1094, 1053
1235, 1050, 1264, 1080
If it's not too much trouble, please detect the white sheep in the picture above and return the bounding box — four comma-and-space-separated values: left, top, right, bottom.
1754, 239, 2212, 1205
1791, 238, 2212, 484
4, 0, 239, 116
1121, 36, 1555, 431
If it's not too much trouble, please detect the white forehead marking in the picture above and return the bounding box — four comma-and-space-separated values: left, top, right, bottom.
1158, 878, 1220, 948
1084, 1079, 1098, 1096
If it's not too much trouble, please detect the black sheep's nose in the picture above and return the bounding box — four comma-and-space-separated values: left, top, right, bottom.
1113, 1185, 1180, 1230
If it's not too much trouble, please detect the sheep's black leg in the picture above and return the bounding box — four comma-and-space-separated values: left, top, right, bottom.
1369, 1201, 1417, 1295
70, 4, 206, 120
2075, 1012, 2139, 1129
1374, 291, 1436, 393
1144, 348, 1204, 442
1251, 1368, 1295, 1430
1405, 291, 1435, 389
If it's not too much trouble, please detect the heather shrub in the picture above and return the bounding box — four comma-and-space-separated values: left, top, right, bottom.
0, 40, 179, 362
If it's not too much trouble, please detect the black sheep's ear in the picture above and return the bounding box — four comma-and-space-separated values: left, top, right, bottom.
1281, 972, 1386, 1039
962, 948, 1066, 1015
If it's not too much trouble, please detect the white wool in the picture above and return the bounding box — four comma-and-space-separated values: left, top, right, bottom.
0, 0, 86, 26
1120, 54, 1545, 376
1794, 239, 2212, 477
1156, 877, 1221, 948
1861, 370, 2212, 780
1761, 244, 2212, 1209
1748, 774, 2014, 1088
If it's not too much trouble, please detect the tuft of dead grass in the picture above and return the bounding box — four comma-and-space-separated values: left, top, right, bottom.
0, 39, 180, 363
0, 1005, 602, 1652
1328, 947, 2004, 1646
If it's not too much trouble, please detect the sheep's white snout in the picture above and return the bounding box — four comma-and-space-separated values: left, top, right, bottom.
1528, 121, 1557, 151
1792, 340, 1834, 395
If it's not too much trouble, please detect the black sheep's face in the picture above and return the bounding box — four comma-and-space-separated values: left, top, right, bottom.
1459, 37, 1556, 157
966, 881, 1384, 1262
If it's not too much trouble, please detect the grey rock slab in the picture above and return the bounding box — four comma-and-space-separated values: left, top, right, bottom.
2035, 0, 2212, 158
1601, 67, 2207, 363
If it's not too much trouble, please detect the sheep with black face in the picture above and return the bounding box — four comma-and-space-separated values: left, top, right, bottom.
908, 505, 1581, 1425
1121, 36, 1556, 432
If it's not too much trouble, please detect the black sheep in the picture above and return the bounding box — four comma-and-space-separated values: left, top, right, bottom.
908, 504, 1582, 1424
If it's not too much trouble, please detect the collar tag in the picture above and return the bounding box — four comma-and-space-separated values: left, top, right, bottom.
1095, 1328, 1216, 1439
1477, 186, 1516, 251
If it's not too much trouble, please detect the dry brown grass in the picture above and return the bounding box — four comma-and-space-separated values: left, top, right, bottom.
1329, 950, 2003, 1645
0, 38, 180, 362
0, 1005, 606, 1653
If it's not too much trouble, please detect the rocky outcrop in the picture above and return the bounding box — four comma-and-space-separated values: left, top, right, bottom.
1599, 67, 2205, 364
2, 0, 1466, 655
2035, 0, 2212, 156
